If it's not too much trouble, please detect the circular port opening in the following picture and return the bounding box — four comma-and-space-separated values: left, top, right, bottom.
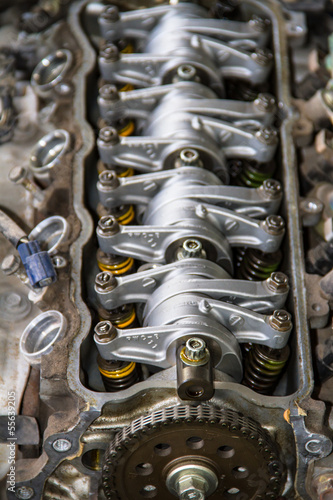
31, 49, 72, 95
20, 311, 67, 365
29, 216, 69, 255
30, 129, 70, 175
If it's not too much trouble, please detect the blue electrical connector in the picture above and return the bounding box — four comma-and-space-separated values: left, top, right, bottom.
17, 240, 57, 288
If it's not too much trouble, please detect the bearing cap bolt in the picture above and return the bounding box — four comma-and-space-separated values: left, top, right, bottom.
94, 320, 117, 343
177, 64, 197, 82
269, 309, 292, 332
99, 84, 119, 102
99, 170, 120, 188
181, 239, 203, 259
179, 148, 200, 167
98, 215, 119, 235
95, 271, 117, 291
99, 126, 119, 145
267, 272, 289, 293
184, 338, 208, 362
264, 215, 285, 235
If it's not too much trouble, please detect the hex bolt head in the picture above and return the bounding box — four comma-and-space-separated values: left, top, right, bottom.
181, 338, 210, 366
99, 84, 119, 102
100, 44, 119, 62
99, 170, 120, 189
185, 338, 207, 361
101, 5, 120, 22
52, 438, 72, 453
264, 215, 285, 235
98, 215, 120, 235
95, 271, 117, 291
267, 272, 289, 293
8, 166, 27, 184
99, 126, 119, 145
179, 148, 200, 167
177, 64, 197, 81
256, 127, 278, 145
182, 239, 203, 258
261, 179, 282, 199
15, 486, 35, 499
94, 320, 117, 343
1, 254, 20, 275
269, 309, 292, 332
177, 475, 208, 500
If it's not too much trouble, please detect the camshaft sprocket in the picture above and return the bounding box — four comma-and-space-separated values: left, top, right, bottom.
102, 405, 285, 500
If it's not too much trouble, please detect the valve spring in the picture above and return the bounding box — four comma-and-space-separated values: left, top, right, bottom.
118, 39, 134, 54
242, 344, 290, 394
97, 248, 135, 276
117, 117, 136, 137
229, 159, 276, 187
226, 81, 269, 101
98, 303, 138, 328
97, 203, 135, 225
97, 303, 140, 391
97, 160, 134, 177
236, 248, 282, 281
117, 40, 135, 92
97, 355, 141, 392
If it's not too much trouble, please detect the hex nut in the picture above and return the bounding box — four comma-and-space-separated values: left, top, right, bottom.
100, 84, 119, 102
261, 179, 282, 199
267, 272, 289, 293
269, 310, 292, 332
98, 216, 120, 235
100, 44, 119, 62
99, 126, 119, 145
95, 271, 117, 291
264, 215, 285, 235
254, 93, 275, 112
99, 170, 120, 188
256, 127, 278, 145
94, 320, 117, 343
101, 6, 120, 22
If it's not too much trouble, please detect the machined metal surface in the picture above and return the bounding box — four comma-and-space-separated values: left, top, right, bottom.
0, 1, 332, 500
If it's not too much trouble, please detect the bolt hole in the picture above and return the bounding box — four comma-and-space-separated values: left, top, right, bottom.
217, 445, 235, 458
135, 463, 153, 476
82, 449, 105, 471
312, 303, 321, 312
186, 436, 204, 450
140, 485, 157, 498
232, 466, 249, 479
154, 443, 171, 456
